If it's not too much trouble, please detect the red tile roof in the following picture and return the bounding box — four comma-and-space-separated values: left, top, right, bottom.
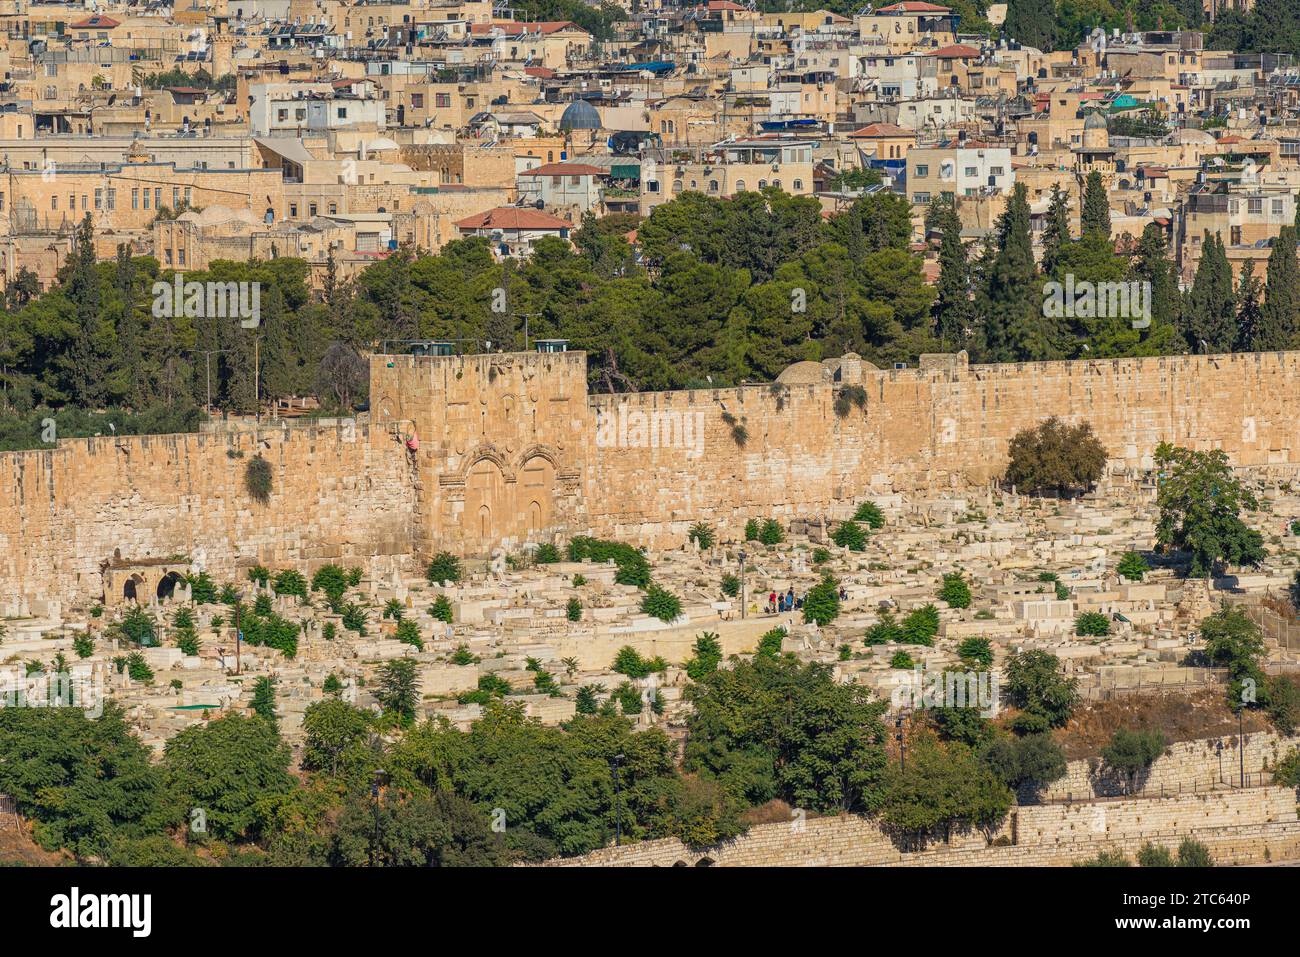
71, 14, 119, 28
930, 43, 981, 58
455, 207, 572, 231
849, 122, 913, 138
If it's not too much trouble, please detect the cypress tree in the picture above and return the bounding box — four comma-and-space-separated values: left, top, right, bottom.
1257, 225, 1300, 351
1183, 232, 1236, 353
1234, 259, 1263, 352
977, 183, 1052, 361
1041, 184, 1072, 277
1081, 171, 1111, 240
933, 198, 972, 348
1130, 222, 1180, 352
68, 214, 107, 407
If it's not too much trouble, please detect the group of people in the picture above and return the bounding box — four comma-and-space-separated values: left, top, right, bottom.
768, 588, 799, 614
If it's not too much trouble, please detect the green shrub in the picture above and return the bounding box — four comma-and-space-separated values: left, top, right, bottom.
425, 552, 462, 585
534, 543, 560, 564
688, 522, 715, 550
340, 602, 368, 635
957, 636, 993, 667
253, 593, 273, 617
572, 574, 587, 587
756, 627, 787, 658
322, 622, 337, 641
1075, 611, 1111, 637
890, 650, 915, 669
272, 569, 308, 601
864, 611, 903, 645
853, 501, 885, 528
613, 681, 643, 716
186, 571, 217, 605
176, 630, 200, 657
566, 597, 583, 622
394, 618, 423, 651
803, 576, 840, 626
1117, 551, 1150, 582
831, 520, 867, 551
1074, 851, 1130, 867
685, 632, 724, 680
244, 454, 273, 503
346, 566, 363, 587
901, 604, 940, 646
567, 536, 651, 588
125, 652, 154, 683
72, 632, 95, 659
744, 519, 760, 541
247, 565, 270, 585
383, 598, 404, 621
938, 573, 971, 608
758, 519, 784, 546
1177, 838, 1213, 867
241, 612, 301, 658
458, 673, 513, 705
1136, 842, 1174, 867
575, 684, 603, 714
311, 565, 349, 606
120, 606, 157, 647
323, 673, 343, 695
430, 595, 453, 624
640, 585, 682, 623
720, 573, 740, 598
450, 645, 477, 666
812, 547, 831, 564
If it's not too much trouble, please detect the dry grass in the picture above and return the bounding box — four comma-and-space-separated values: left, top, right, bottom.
1052, 689, 1274, 761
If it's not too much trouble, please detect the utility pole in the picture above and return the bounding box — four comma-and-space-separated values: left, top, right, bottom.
233, 592, 242, 675
738, 549, 747, 619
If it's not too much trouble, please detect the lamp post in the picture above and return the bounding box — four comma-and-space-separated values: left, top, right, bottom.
610, 753, 625, 846
370, 768, 387, 867
1239, 709, 1246, 788
738, 549, 747, 620
232, 589, 243, 675
1216, 739, 1224, 785
895, 711, 908, 772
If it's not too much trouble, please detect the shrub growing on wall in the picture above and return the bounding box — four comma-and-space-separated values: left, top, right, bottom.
244, 454, 273, 504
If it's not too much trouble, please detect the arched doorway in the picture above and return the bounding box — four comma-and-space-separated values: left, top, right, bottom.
157, 571, 183, 601
123, 575, 142, 602
465, 457, 507, 552
519, 454, 555, 533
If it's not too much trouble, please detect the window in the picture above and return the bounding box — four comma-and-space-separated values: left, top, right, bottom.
94, 188, 103, 210
51, 196, 58, 210
964, 166, 978, 177
672, 179, 683, 193
913, 192, 930, 204
793, 179, 803, 190
735, 180, 746, 191
309, 203, 317, 217
915, 164, 929, 177
164, 249, 172, 265
177, 248, 185, 266
184, 188, 192, 205
337, 107, 348, 119
411, 94, 423, 109
290, 203, 298, 217
277, 109, 288, 122
132, 189, 139, 209
990, 166, 1004, 176
1273, 199, 1284, 216
435, 93, 450, 108
173, 187, 180, 209
1248, 198, 1262, 215
143, 188, 151, 209
646, 180, 659, 193
106, 188, 115, 210
328, 202, 337, 215
155, 188, 162, 210
709, 181, 719, 192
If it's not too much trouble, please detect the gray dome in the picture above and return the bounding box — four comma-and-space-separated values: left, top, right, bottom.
560, 99, 601, 131
1084, 110, 1109, 130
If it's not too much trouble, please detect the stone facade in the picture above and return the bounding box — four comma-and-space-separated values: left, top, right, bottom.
5, 347, 1300, 603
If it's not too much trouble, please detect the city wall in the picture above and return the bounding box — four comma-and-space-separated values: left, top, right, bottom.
0, 422, 414, 604
540, 785, 1300, 867
3, 348, 1300, 603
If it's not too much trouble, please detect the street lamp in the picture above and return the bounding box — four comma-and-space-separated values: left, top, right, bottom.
370, 768, 387, 867
1216, 739, 1224, 785
895, 711, 909, 772
231, 589, 244, 675
1238, 709, 1246, 788
610, 753, 625, 846
738, 549, 747, 620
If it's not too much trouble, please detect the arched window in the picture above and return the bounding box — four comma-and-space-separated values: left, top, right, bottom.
793, 179, 803, 190
709, 181, 719, 192
758, 180, 767, 189
735, 180, 746, 192
672, 179, 683, 193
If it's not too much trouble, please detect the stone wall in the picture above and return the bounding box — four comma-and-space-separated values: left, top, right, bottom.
1039, 732, 1300, 801
5, 348, 1300, 602
540, 785, 1300, 867
0, 420, 415, 604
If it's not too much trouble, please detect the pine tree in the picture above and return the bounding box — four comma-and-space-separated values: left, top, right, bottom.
1257, 225, 1300, 351
1041, 184, 1072, 277
251, 675, 278, 730
1234, 258, 1263, 352
113, 244, 144, 408
1081, 171, 1111, 240
932, 198, 972, 348
1183, 232, 1236, 353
